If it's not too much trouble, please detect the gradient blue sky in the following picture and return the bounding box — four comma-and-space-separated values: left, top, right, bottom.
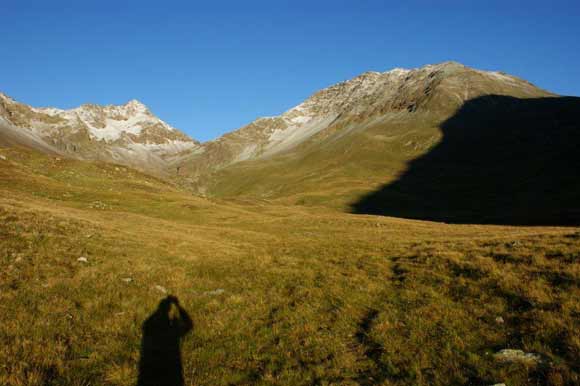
2, 0, 579, 141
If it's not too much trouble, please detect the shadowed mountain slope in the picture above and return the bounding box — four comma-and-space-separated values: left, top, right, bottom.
351, 95, 580, 225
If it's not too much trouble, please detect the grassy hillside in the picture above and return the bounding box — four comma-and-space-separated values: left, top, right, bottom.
202, 111, 443, 209
1, 147, 579, 385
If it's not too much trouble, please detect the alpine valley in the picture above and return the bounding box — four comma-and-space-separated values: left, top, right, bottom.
1, 62, 579, 386
3, 61, 579, 223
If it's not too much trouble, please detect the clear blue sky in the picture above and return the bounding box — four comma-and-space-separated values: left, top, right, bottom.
2, 0, 579, 141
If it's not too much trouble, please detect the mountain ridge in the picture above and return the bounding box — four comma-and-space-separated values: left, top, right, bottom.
0, 92, 199, 174
173, 61, 557, 200
0, 61, 566, 205
177, 62, 552, 176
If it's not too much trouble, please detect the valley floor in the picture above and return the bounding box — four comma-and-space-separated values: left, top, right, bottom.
0, 148, 579, 386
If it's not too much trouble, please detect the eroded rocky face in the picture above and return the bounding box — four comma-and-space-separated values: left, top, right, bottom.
0, 94, 199, 173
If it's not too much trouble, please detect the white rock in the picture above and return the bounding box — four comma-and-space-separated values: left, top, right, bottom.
494, 349, 541, 364
77, 256, 88, 263
121, 277, 133, 283
495, 316, 505, 324
154, 285, 167, 294
0, 155, 6, 161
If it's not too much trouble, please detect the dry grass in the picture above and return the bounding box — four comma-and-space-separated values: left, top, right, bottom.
0, 147, 578, 385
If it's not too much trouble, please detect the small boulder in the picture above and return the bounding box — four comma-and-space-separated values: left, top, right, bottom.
494, 349, 541, 364
121, 277, 133, 283
154, 285, 167, 294
77, 256, 88, 263
495, 316, 505, 324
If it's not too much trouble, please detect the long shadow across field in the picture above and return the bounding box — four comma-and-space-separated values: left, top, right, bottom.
137, 296, 193, 386
352, 95, 580, 225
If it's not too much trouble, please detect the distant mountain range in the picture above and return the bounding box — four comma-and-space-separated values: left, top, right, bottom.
0, 94, 198, 173
2, 61, 579, 224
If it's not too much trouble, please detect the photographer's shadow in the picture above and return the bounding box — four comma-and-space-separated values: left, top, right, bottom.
137, 296, 193, 386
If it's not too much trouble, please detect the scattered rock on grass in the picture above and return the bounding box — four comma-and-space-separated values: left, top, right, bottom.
494, 349, 542, 364
121, 277, 133, 283
495, 316, 505, 324
77, 256, 88, 263
89, 201, 110, 210
154, 285, 167, 294
0, 155, 6, 161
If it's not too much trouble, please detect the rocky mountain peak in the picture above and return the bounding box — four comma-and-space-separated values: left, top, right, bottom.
73, 99, 154, 127
120, 99, 150, 115
126, 99, 147, 108
0, 93, 199, 174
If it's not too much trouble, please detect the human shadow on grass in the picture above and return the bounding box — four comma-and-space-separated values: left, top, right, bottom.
137, 295, 193, 386
351, 95, 580, 225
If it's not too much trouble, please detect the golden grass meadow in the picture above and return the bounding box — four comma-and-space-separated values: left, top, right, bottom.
0, 147, 578, 386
